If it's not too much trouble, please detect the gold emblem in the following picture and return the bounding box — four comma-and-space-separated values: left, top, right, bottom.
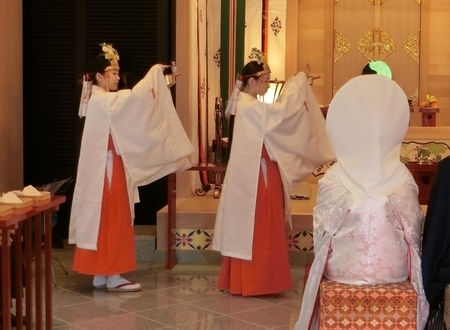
334, 29, 351, 63
357, 28, 395, 61
368, 0, 387, 4
403, 30, 420, 64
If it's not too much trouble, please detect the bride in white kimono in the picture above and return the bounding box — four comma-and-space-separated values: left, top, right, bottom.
295, 74, 428, 329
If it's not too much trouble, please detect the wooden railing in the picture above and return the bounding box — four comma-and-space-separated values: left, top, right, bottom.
0, 196, 65, 330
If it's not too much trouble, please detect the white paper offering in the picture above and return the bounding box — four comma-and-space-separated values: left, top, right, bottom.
1, 191, 23, 203
290, 182, 311, 200
22, 185, 42, 196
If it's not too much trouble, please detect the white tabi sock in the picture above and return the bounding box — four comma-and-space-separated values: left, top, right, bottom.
93, 275, 107, 288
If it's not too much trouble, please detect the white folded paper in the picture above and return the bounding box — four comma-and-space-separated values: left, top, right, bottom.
21, 185, 42, 196
290, 181, 311, 200
1, 191, 24, 203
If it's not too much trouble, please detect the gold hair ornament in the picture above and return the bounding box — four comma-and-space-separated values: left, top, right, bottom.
100, 43, 120, 71
246, 47, 271, 77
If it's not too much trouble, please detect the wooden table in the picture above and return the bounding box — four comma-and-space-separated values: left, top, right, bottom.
0, 195, 65, 330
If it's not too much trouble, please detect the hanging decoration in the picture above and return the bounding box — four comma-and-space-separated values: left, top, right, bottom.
213, 49, 221, 67
245, 0, 287, 81
196, 0, 209, 188
368, 0, 387, 5
270, 16, 282, 36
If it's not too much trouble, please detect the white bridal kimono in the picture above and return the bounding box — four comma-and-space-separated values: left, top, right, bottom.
212, 72, 335, 260
294, 74, 428, 330
69, 65, 194, 250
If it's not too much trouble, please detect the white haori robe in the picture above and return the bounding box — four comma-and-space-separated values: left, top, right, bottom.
69, 65, 194, 250
212, 72, 335, 261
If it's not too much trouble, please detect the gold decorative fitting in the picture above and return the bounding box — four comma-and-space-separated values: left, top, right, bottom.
413, 0, 420, 4
334, 0, 342, 4
334, 29, 351, 63
368, 0, 387, 4
403, 31, 420, 64
357, 28, 394, 61
408, 88, 419, 107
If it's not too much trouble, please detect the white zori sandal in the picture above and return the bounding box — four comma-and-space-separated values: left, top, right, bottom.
106, 275, 142, 292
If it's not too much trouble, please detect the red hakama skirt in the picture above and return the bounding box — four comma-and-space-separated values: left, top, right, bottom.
72, 136, 136, 275
217, 146, 293, 295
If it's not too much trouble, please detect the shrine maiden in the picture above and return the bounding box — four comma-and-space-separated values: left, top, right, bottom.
213, 48, 335, 296
69, 43, 194, 291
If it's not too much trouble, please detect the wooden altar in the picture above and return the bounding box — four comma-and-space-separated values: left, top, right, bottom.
0, 195, 65, 330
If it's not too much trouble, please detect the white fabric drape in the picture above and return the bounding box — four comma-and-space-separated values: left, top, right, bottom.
207, 0, 222, 141
245, 0, 287, 80
244, 1, 263, 58
190, 0, 222, 189
266, 0, 286, 81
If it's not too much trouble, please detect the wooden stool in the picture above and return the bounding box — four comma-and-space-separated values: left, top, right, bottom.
319, 279, 417, 329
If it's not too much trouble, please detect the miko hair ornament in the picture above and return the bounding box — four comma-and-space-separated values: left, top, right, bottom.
100, 43, 120, 71
99, 43, 120, 92
225, 76, 242, 118
246, 47, 271, 77
78, 74, 92, 118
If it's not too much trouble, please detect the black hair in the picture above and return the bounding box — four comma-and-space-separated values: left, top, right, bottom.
362, 63, 377, 75
240, 61, 265, 87
86, 45, 116, 84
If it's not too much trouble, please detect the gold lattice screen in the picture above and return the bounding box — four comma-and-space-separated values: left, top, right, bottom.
333, 0, 420, 104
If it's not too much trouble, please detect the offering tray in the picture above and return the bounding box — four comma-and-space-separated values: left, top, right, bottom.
0, 198, 34, 214
0, 205, 13, 219
14, 190, 51, 206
